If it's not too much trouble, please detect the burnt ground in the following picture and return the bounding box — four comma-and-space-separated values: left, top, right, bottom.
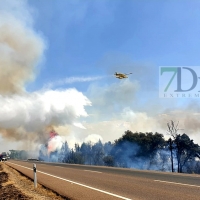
0, 162, 70, 200
0, 163, 29, 200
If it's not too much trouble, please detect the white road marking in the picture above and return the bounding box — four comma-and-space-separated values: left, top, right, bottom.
84, 170, 102, 173
154, 180, 200, 188
7, 162, 131, 200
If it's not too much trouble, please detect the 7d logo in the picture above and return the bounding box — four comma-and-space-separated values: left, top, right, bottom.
160, 67, 199, 92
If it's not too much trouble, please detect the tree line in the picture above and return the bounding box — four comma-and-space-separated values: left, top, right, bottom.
39, 121, 200, 173
9, 121, 200, 174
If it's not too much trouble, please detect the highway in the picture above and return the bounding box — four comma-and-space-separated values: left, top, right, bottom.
6, 160, 200, 200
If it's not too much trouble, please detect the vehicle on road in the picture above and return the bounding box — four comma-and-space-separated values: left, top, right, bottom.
0, 155, 7, 161
0, 152, 10, 161
27, 158, 39, 161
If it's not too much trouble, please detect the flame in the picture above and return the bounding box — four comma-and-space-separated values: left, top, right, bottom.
47, 131, 63, 155
49, 130, 58, 139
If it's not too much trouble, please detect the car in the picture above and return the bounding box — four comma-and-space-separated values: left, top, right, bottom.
2, 157, 7, 161
27, 158, 39, 161
0, 155, 7, 161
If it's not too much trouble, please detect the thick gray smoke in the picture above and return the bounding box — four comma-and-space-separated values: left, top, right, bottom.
0, 0, 45, 94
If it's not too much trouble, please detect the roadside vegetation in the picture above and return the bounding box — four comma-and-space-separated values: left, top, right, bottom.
0, 162, 67, 200
8, 121, 200, 174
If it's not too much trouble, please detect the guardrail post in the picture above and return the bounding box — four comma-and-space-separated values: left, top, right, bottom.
33, 163, 37, 188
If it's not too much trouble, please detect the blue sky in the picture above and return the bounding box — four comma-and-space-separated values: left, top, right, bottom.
27, 0, 200, 90
1, 0, 200, 152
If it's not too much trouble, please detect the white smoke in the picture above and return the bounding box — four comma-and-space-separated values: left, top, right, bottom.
48, 135, 64, 154
0, 89, 91, 132
45, 76, 104, 89
84, 134, 103, 144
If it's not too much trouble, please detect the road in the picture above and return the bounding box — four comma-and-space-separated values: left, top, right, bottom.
6, 160, 200, 200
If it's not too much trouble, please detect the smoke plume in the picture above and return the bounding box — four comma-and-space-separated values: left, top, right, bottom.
0, 1, 91, 150
0, 89, 91, 139
0, 0, 45, 95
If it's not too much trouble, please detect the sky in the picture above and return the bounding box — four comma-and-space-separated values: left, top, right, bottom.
1, 0, 200, 153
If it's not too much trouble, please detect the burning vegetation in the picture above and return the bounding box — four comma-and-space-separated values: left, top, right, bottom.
9, 125, 200, 174
38, 130, 65, 162
0, 1, 200, 177
41, 124, 199, 174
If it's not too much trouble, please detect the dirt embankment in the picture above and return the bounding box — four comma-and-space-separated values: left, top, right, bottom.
0, 162, 70, 200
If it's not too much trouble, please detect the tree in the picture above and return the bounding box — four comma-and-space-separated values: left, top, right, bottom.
39, 145, 48, 161
74, 143, 84, 164
194, 161, 200, 174
174, 133, 200, 173
112, 131, 165, 169
167, 120, 180, 172
168, 137, 174, 172
92, 140, 104, 165
166, 120, 200, 173
19, 150, 28, 160
9, 150, 28, 160
67, 144, 84, 164
80, 142, 92, 165
61, 141, 70, 163
9, 150, 17, 159
104, 141, 113, 156
103, 155, 114, 166
115, 130, 165, 158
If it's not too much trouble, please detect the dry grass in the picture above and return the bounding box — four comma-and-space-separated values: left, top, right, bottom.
2, 180, 15, 186
0, 162, 70, 200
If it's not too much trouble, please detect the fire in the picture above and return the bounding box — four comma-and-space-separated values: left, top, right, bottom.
49, 130, 58, 139
47, 130, 63, 155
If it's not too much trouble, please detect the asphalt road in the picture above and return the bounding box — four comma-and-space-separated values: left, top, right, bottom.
6, 160, 200, 200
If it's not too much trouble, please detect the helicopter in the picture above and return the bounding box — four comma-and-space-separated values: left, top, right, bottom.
114, 72, 132, 79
